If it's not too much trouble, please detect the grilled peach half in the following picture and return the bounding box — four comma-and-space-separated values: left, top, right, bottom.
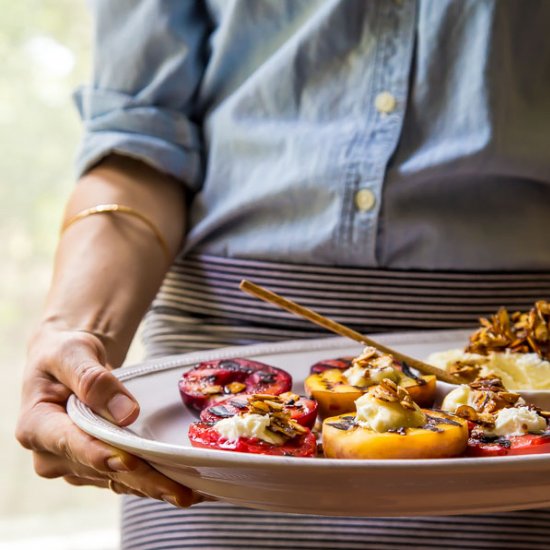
322, 410, 468, 459
304, 369, 436, 419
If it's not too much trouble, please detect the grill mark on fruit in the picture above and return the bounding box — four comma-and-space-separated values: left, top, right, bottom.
424, 413, 462, 427
400, 361, 426, 385
229, 398, 248, 409
257, 371, 277, 384
423, 415, 445, 433
326, 416, 356, 431
208, 405, 235, 418
219, 360, 254, 374
423, 424, 443, 433
475, 434, 512, 448
316, 359, 352, 370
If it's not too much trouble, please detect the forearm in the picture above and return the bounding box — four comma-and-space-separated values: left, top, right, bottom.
42, 155, 186, 367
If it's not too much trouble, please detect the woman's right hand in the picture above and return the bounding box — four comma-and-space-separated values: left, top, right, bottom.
16, 324, 197, 507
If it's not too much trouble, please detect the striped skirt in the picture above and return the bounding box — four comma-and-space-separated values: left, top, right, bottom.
122, 255, 550, 550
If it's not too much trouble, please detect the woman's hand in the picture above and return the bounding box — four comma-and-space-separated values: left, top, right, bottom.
16, 324, 197, 507
15, 155, 192, 504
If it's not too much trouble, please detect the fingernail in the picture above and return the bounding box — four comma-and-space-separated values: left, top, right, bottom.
106, 455, 130, 472
107, 393, 138, 424
161, 494, 182, 507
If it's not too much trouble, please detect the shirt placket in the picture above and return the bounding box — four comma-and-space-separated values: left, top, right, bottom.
337, 0, 417, 266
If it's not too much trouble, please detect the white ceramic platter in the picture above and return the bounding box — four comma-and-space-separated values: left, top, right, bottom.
68, 329, 550, 517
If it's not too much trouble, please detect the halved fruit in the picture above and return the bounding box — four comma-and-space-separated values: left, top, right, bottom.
200, 393, 318, 429
304, 368, 436, 419
179, 358, 292, 412
188, 422, 317, 457
309, 357, 354, 374
466, 432, 550, 457
322, 410, 468, 459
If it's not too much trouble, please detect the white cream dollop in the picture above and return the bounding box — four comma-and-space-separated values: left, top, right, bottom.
441, 384, 526, 414
487, 406, 547, 437
441, 384, 473, 413
427, 348, 550, 390
344, 364, 399, 388
214, 414, 283, 445
354, 392, 426, 433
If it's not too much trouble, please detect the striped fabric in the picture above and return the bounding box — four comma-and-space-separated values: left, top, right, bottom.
124, 255, 550, 550
121, 503, 550, 550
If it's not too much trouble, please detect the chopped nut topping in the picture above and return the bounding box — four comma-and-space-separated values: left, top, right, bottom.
352, 347, 378, 365
225, 381, 246, 394
250, 393, 278, 400
466, 301, 550, 360
453, 374, 546, 431
475, 376, 520, 412
202, 385, 223, 395
263, 399, 284, 410
245, 393, 307, 440
447, 360, 483, 382
249, 400, 270, 414
469, 376, 508, 393
371, 378, 417, 410
455, 404, 495, 428
352, 346, 398, 371
460, 375, 523, 417
278, 391, 300, 404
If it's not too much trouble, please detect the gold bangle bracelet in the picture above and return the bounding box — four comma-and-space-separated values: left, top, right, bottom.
61, 204, 171, 264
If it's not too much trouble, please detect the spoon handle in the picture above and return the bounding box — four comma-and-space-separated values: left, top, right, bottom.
239, 279, 463, 385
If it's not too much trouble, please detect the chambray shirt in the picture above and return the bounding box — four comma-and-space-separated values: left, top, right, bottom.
75, 0, 550, 271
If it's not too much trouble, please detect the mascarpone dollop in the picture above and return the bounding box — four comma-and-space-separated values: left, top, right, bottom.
214, 413, 283, 445
441, 384, 474, 413
427, 348, 550, 390
354, 392, 426, 433
442, 383, 527, 414
488, 406, 547, 437
344, 363, 399, 388
441, 386, 546, 437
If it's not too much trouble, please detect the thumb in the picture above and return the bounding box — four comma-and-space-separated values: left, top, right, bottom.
51, 332, 139, 425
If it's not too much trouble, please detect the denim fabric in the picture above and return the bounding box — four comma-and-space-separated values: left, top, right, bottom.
75, 0, 550, 271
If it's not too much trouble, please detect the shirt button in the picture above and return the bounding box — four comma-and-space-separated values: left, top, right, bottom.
354, 189, 376, 212
375, 91, 397, 114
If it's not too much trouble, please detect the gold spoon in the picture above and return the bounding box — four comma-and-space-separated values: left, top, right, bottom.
239, 279, 464, 385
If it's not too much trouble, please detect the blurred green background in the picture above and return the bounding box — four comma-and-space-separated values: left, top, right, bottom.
1, 1, 120, 547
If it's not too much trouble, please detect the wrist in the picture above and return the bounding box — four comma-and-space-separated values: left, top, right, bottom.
37, 314, 131, 368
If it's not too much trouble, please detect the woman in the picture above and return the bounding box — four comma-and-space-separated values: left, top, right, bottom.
17, 1, 550, 548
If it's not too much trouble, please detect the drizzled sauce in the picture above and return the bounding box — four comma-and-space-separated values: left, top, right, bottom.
208, 405, 235, 418
423, 413, 462, 433
326, 416, 356, 431
400, 361, 427, 386
219, 360, 254, 374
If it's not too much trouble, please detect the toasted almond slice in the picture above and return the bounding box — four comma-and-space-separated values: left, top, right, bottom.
202, 385, 223, 395
226, 381, 246, 394
250, 400, 270, 413
251, 393, 277, 400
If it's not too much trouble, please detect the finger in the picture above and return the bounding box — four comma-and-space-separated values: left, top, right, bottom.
63, 475, 148, 498
33, 450, 106, 479
35, 451, 149, 500
25, 407, 194, 505
46, 332, 139, 425
111, 459, 196, 507
64, 471, 198, 506
19, 402, 140, 473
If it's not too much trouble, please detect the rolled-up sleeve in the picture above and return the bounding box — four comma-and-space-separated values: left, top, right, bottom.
74, 0, 211, 190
